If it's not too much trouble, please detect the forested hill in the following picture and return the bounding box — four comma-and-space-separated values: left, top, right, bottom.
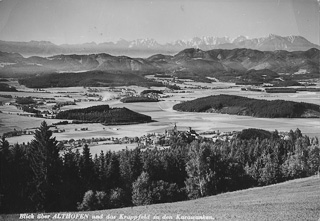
56, 105, 152, 124
173, 94, 320, 118
18, 71, 163, 88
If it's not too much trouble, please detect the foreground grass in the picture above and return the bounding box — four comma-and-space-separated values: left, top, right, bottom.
2, 176, 320, 221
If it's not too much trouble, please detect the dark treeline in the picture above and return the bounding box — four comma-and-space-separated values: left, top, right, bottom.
265, 88, 298, 93
173, 94, 320, 118
1, 122, 319, 213
120, 97, 158, 103
0, 94, 12, 98
18, 71, 163, 88
266, 88, 320, 93
56, 105, 152, 124
140, 90, 163, 95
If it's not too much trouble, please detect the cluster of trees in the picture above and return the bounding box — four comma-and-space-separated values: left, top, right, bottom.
166, 84, 181, 90
173, 94, 320, 118
15, 97, 36, 105
237, 128, 273, 140
120, 97, 158, 103
56, 105, 152, 124
1, 121, 319, 214
18, 71, 164, 88
140, 90, 163, 95
0, 83, 17, 92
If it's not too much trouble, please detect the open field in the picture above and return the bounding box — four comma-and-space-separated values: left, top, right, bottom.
2, 82, 320, 145
2, 175, 320, 221
0, 96, 11, 104
0, 113, 58, 135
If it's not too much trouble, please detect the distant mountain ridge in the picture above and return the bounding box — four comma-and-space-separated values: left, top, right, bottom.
0, 34, 319, 57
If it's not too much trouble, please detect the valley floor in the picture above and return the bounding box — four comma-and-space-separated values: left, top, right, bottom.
2, 82, 320, 146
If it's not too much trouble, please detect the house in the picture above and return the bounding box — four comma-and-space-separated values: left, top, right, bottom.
18, 112, 36, 117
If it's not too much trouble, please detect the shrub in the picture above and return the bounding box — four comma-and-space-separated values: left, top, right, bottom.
77, 190, 108, 211
109, 188, 127, 208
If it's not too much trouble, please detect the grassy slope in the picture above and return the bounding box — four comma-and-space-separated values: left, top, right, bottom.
2, 176, 320, 221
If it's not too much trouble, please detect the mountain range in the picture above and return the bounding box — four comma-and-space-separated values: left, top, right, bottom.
0, 47, 319, 84
0, 34, 319, 57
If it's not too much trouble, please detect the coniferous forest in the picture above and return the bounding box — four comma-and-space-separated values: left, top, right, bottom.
55, 105, 152, 124
0, 121, 319, 213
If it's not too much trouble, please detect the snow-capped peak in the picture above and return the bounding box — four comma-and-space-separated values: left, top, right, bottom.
128, 38, 159, 48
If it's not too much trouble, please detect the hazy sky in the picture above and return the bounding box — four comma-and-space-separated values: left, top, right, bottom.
0, 0, 319, 45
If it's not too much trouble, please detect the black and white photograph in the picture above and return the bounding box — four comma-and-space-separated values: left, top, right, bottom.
0, 0, 319, 220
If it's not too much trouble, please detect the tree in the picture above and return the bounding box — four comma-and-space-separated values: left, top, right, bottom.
150, 180, 184, 204
96, 151, 107, 190
119, 148, 142, 205
109, 188, 127, 208
259, 153, 281, 185
132, 172, 152, 206
5, 143, 34, 213
26, 121, 63, 212
163, 149, 187, 188
142, 150, 165, 182
106, 153, 120, 191
79, 144, 94, 191
307, 146, 320, 175
0, 137, 11, 212
185, 142, 214, 199
61, 150, 82, 211
119, 148, 142, 187
281, 153, 308, 179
